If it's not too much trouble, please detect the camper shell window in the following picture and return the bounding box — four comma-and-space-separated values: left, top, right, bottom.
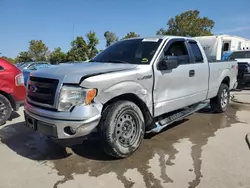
223, 43, 230, 51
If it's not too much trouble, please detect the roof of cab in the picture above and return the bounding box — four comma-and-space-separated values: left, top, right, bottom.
123, 35, 195, 41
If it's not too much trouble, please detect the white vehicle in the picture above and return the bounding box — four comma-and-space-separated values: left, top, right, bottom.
227, 50, 250, 87
194, 35, 250, 61
240, 41, 250, 51
24, 36, 238, 158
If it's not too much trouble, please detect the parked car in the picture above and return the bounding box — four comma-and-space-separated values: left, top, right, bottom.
227, 50, 250, 88
17, 61, 50, 71
24, 36, 238, 158
15, 62, 26, 67
22, 63, 53, 85
0, 58, 26, 125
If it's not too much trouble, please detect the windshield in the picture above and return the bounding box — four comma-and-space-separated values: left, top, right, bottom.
28, 63, 50, 70
16, 62, 25, 67
19, 62, 32, 69
228, 51, 250, 59
92, 38, 163, 64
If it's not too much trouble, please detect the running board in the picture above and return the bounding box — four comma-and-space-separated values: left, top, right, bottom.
147, 102, 209, 134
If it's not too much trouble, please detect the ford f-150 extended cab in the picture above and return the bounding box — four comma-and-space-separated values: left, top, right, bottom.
24, 36, 238, 158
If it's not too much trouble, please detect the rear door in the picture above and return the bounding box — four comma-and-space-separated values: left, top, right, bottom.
186, 40, 209, 101
153, 38, 206, 117
0, 63, 13, 94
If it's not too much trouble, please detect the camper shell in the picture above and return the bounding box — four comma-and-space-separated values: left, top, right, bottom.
194, 35, 250, 61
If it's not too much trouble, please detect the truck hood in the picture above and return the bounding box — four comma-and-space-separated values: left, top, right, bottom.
30, 62, 137, 84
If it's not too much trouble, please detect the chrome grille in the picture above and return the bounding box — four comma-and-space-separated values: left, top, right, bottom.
27, 76, 59, 106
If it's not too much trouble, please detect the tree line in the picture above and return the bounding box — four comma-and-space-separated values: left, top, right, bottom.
1, 10, 214, 64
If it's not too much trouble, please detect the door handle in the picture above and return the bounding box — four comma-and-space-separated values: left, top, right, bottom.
189, 70, 195, 77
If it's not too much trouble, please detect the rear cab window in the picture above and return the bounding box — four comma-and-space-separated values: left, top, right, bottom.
188, 41, 204, 63
0, 65, 4, 71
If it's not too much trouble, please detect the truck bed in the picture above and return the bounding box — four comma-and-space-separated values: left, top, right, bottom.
207, 60, 238, 99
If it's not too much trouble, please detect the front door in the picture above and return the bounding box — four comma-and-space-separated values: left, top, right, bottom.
153, 39, 207, 117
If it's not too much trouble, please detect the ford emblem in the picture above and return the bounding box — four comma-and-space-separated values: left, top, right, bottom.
30, 85, 38, 93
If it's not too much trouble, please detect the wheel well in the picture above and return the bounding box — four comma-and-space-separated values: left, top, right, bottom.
222, 76, 230, 88
102, 93, 155, 130
0, 90, 14, 109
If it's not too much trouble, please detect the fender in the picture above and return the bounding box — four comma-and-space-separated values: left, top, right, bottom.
96, 81, 151, 109
219, 68, 231, 86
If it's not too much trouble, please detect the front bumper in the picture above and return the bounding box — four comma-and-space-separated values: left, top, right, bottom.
24, 102, 102, 140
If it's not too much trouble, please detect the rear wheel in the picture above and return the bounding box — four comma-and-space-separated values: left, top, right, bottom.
0, 94, 12, 125
210, 84, 230, 113
100, 101, 145, 158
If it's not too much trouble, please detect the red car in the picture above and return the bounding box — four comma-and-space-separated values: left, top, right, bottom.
0, 58, 26, 125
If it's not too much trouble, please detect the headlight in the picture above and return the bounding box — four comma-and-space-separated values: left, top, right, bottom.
58, 86, 97, 111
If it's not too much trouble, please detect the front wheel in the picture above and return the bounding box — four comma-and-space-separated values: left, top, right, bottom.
0, 94, 12, 125
210, 84, 230, 113
100, 101, 145, 158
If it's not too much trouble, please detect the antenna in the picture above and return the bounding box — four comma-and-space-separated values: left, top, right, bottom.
72, 23, 75, 40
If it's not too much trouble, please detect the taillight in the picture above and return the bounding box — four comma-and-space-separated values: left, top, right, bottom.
15, 73, 24, 86
233, 64, 238, 70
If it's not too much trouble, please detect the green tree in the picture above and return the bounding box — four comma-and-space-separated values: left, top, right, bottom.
104, 31, 119, 47
15, 52, 32, 63
122, 32, 140, 40
49, 47, 66, 64
28, 40, 49, 61
86, 31, 99, 59
66, 36, 89, 62
1, 56, 15, 63
156, 10, 214, 37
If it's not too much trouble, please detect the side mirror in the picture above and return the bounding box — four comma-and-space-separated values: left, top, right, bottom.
158, 56, 179, 70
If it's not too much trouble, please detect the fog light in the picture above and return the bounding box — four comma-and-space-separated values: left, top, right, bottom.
64, 126, 76, 135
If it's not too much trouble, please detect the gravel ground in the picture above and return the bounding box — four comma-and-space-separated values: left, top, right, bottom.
1, 93, 250, 188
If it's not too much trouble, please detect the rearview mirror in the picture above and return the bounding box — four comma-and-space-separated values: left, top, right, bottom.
158, 56, 178, 70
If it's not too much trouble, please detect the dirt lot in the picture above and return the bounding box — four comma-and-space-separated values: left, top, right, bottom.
1, 93, 250, 188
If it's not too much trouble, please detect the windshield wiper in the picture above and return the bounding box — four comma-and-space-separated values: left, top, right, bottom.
104, 60, 130, 64
90, 60, 130, 64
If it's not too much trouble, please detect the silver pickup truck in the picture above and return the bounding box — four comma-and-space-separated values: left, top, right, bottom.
24, 36, 238, 158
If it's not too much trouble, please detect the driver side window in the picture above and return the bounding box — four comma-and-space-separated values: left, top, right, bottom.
163, 41, 190, 65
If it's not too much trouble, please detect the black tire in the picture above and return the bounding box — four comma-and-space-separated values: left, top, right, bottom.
210, 84, 230, 113
100, 100, 145, 158
0, 94, 12, 125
